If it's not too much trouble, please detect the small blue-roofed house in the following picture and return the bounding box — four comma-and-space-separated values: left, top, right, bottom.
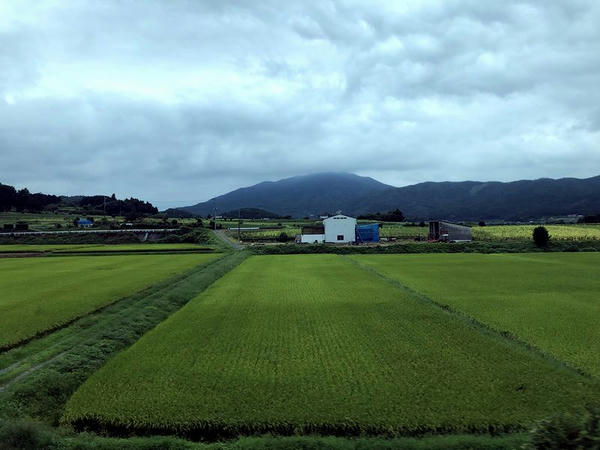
77, 218, 93, 228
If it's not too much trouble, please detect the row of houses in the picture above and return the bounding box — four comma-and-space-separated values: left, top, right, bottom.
298, 214, 471, 244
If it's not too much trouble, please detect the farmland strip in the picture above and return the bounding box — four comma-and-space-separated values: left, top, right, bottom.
63, 254, 599, 438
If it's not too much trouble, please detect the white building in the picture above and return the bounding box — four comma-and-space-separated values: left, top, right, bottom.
300, 225, 325, 244
323, 214, 357, 243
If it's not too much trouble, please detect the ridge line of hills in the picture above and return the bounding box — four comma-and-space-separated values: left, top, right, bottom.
178, 172, 600, 221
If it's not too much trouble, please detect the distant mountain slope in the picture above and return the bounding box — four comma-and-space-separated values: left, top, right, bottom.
179, 173, 600, 220
180, 173, 392, 218
221, 208, 281, 219
354, 176, 600, 221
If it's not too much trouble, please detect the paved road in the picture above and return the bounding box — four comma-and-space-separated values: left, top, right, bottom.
213, 229, 244, 250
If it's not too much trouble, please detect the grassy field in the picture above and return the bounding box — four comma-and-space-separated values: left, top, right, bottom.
63, 254, 598, 437
0, 243, 213, 253
0, 253, 218, 349
349, 253, 600, 376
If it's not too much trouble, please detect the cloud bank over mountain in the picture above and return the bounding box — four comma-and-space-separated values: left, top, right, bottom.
1, 1, 599, 209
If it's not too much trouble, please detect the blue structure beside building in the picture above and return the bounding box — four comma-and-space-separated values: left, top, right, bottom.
356, 223, 379, 243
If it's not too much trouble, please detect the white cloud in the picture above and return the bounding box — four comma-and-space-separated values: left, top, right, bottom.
0, 0, 599, 209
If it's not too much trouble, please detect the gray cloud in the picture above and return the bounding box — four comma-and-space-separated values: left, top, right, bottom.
0, 0, 599, 209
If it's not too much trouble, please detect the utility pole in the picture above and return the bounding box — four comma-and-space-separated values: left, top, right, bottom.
237, 208, 241, 242
213, 199, 217, 231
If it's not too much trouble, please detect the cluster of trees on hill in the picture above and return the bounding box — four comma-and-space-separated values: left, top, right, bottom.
358, 209, 405, 222
0, 182, 157, 216
77, 194, 157, 216
578, 214, 600, 223
221, 208, 281, 220
0, 184, 61, 212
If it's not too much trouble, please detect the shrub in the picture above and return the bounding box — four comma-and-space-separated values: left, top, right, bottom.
533, 226, 550, 247
528, 405, 600, 449
0, 418, 57, 450
277, 232, 289, 242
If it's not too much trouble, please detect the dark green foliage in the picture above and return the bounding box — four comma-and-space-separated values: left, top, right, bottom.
358, 209, 404, 222
533, 227, 550, 247
0, 423, 528, 450
0, 182, 158, 215
0, 418, 58, 450
161, 208, 196, 219
159, 229, 211, 244
276, 232, 289, 242
579, 214, 600, 223
221, 208, 280, 219
528, 405, 600, 449
0, 232, 151, 245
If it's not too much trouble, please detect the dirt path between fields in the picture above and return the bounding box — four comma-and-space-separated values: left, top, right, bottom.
213, 229, 244, 250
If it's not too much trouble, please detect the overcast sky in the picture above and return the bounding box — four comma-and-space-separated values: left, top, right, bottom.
1, 1, 599, 209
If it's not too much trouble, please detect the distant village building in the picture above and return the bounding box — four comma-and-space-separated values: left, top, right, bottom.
428, 220, 471, 242
299, 214, 381, 244
76, 218, 93, 228
300, 225, 325, 244
323, 214, 357, 243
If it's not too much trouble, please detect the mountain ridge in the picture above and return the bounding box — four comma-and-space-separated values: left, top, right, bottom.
178, 173, 600, 221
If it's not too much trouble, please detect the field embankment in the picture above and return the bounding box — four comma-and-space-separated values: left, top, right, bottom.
63, 254, 600, 439
251, 239, 600, 255
0, 253, 218, 350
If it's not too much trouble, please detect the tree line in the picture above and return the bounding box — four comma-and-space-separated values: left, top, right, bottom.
0, 183, 157, 216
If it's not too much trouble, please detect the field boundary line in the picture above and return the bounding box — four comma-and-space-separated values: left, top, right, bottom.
341, 255, 595, 381
0, 254, 224, 354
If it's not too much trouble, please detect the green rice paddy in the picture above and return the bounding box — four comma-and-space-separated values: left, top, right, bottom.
63, 254, 600, 437
349, 253, 600, 376
0, 253, 218, 349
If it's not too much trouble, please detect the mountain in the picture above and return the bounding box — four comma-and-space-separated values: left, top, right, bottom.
180, 173, 392, 218
178, 173, 600, 221
353, 176, 600, 221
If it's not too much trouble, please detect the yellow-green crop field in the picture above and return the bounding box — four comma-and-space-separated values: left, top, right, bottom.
0, 253, 218, 349
350, 253, 600, 376
472, 224, 600, 241
63, 254, 600, 437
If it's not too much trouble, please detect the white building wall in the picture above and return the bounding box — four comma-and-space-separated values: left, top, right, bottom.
300, 233, 325, 243
323, 215, 357, 243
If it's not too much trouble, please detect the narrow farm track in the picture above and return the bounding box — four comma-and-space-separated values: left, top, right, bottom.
0, 252, 248, 398
342, 255, 595, 380
213, 229, 244, 250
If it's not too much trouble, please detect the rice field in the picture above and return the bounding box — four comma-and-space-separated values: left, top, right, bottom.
349, 253, 600, 376
0, 253, 218, 349
63, 254, 599, 437
0, 243, 213, 253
